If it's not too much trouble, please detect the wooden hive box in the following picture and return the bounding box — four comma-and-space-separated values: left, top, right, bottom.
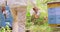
47, 2, 60, 27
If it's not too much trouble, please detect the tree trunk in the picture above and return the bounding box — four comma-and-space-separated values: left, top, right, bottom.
10, 6, 27, 32
17, 6, 26, 32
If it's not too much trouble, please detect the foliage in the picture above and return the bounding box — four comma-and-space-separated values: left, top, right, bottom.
26, 0, 55, 32
0, 25, 11, 32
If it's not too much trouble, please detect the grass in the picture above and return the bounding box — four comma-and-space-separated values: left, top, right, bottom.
0, 25, 12, 32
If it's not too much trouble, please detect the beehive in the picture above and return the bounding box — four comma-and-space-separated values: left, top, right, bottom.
48, 2, 60, 27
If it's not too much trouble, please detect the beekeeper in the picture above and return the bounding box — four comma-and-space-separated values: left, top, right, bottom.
0, 0, 6, 27
7, 0, 37, 32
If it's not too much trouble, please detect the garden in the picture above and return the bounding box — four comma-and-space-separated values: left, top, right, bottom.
0, 0, 58, 32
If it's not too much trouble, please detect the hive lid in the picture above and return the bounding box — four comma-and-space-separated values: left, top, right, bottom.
47, 0, 60, 3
